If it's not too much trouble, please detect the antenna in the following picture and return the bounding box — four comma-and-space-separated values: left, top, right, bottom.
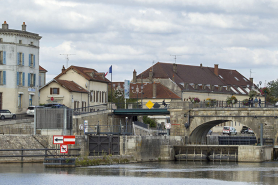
170, 54, 182, 63
250, 69, 255, 78
60, 54, 76, 68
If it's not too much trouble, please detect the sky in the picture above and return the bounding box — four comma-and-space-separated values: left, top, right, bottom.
2, 0, 278, 87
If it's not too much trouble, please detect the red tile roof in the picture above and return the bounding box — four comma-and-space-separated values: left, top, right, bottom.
39, 65, 47, 72
55, 79, 88, 93
137, 62, 254, 95
55, 65, 110, 83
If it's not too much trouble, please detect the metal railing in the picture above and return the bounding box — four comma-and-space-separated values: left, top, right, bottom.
0, 148, 81, 162
73, 104, 108, 115
85, 125, 133, 135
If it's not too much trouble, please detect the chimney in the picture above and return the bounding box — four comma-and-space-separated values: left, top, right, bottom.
22, 22, 26, 31
153, 82, 156, 98
249, 78, 253, 84
219, 85, 223, 91
173, 63, 177, 73
185, 83, 189, 90
2, 21, 8, 29
200, 63, 202, 68
214, 64, 219, 76
133, 69, 137, 83
62, 65, 65, 72
149, 69, 153, 83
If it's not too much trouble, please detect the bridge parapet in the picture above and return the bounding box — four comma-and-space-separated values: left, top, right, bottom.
169, 106, 278, 145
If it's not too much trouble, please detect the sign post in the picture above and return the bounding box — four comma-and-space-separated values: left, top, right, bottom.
60, 144, 68, 153
84, 120, 88, 134
165, 123, 171, 136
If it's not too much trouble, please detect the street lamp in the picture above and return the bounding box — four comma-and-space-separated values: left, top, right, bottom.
131, 85, 143, 108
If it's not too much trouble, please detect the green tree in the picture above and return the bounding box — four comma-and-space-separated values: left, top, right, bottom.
249, 90, 258, 98
108, 88, 138, 108
143, 116, 156, 128
268, 80, 278, 98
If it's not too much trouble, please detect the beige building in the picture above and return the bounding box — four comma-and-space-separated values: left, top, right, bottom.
40, 65, 109, 109
133, 62, 262, 103
0, 21, 42, 113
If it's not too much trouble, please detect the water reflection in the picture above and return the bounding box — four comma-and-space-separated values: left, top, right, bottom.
0, 161, 278, 184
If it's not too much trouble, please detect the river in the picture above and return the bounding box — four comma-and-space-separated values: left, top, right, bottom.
0, 161, 278, 185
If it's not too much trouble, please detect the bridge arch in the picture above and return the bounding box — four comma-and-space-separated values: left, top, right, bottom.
189, 116, 270, 144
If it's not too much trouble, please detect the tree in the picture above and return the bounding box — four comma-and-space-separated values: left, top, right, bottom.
143, 116, 156, 128
249, 90, 258, 98
268, 80, 278, 98
108, 88, 138, 108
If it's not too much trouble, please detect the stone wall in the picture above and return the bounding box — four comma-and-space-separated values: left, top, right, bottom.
168, 105, 278, 145
0, 135, 87, 162
120, 136, 184, 162
238, 145, 273, 162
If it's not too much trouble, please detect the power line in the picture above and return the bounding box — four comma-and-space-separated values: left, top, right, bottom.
60, 54, 76, 68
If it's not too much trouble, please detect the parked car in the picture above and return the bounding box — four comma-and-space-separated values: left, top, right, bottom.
26, 106, 44, 116
0, 110, 16, 120
43, 103, 62, 108
241, 126, 254, 134
51, 104, 67, 108
241, 126, 249, 134
223, 126, 237, 135
248, 128, 254, 134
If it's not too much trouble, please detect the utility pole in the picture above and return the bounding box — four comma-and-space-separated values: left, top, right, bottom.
60, 54, 76, 68
170, 54, 182, 63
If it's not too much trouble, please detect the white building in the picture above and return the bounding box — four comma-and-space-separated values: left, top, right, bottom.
0, 21, 42, 113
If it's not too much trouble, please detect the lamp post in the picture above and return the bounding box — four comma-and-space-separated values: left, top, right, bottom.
131, 85, 143, 108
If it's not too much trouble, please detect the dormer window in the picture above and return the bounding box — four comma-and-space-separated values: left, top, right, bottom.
234, 77, 239, 81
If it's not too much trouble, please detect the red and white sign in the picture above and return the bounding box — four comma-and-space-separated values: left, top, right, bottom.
60, 144, 68, 153
165, 123, 171, 129
63, 135, 75, 145
53, 135, 64, 144
50, 97, 54, 101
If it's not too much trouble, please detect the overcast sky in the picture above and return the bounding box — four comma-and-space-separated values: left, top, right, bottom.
2, 0, 278, 87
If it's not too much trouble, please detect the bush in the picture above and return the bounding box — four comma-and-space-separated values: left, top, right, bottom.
143, 116, 156, 127
226, 95, 238, 105
188, 97, 200, 103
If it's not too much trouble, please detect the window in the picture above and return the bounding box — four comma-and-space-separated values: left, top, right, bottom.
0, 71, 6, 85
18, 94, 22, 108
28, 73, 36, 87
90, 91, 94, 102
19, 40, 22, 44
50, 88, 59, 95
74, 101, 79, 110
234, 77, 239, 81
82, 101, 86, 111
0, 51, 6, 65
17, 52, 24, 65
17, 72, 25, 86
29, 94, 33, 106
30, 42, 33, 45
29, 54, 35, 67
0, 38, 2, 42
219, 75, 224, 79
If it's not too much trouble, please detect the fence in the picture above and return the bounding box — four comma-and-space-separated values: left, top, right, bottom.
36, 108, 72, 129
0, 148, 81, 162
85, 125, 133, 135
73, 104, 107, 115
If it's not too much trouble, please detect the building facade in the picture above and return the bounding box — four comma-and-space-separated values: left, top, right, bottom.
40, 65, 109, 109
0, 21, 42, 113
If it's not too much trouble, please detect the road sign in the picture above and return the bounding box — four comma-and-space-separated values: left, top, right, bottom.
50, 97, 54, 101
53, 135, 64, 144
84, 120, 88, 133
146, 100, 154, 109
60, 144, 68, 153
165, 123, 171, 129
63, 135, 75, 144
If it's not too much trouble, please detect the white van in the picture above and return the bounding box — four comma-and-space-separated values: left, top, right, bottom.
223, 126, 237, 135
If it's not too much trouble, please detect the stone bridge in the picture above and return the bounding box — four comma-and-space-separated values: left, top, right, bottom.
169, 102, 278, 145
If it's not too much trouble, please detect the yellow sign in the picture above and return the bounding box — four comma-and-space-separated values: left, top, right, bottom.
146, 100, 154, 109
